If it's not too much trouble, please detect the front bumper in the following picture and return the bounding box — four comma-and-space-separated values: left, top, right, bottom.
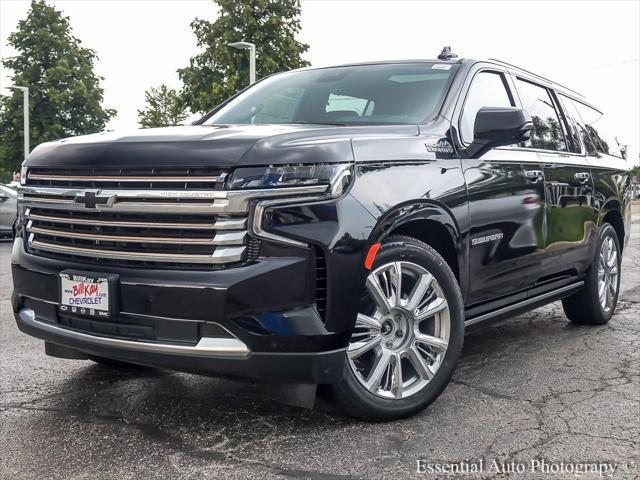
11, 239, 349, 383
15, 307, 345, 383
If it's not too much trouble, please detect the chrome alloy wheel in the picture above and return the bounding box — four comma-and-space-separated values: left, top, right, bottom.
348, 261, 450, 399
597, 236, 619, 313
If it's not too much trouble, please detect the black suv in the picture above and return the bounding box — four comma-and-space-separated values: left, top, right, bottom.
12, 50, 631, 420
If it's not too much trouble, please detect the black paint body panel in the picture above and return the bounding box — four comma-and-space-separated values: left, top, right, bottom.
12, 59, 631, 383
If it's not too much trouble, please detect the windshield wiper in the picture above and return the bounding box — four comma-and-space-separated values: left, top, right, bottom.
289, 121, 348, 126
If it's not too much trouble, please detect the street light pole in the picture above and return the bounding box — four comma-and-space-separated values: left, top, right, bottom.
249, 45, 256, 85
228, 41, 256, 85
9, 86, 29, 160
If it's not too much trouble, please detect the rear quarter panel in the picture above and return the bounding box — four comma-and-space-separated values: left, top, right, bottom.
589, 156, 632, 250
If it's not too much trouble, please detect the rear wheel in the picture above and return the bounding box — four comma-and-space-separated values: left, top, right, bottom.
562, 224, 621, 325
333, 235, 464, 421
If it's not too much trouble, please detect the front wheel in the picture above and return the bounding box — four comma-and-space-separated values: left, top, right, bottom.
332, 235, 464, 421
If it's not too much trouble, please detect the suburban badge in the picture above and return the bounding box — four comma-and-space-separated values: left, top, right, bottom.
471, 233, 504, 246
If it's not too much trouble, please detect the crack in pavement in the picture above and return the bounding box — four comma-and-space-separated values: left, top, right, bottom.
1, 402, 363, 479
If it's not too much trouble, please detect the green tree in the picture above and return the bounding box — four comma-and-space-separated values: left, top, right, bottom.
138, 84, 188, 128
178, 0, 309, 114
0, 0, 115, 172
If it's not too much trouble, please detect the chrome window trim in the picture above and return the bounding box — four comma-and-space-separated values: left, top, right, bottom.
451, 62, 594, 166
498, 145, 585, 157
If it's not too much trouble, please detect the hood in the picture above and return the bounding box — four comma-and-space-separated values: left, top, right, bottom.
24, 124, 420, 169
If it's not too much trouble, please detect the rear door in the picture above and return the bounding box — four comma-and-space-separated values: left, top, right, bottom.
457, 67, 548, 305
511, 77, 597, 279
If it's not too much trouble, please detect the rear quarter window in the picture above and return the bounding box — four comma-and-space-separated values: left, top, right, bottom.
560, 94, 598, 155
574, 101, 623, 158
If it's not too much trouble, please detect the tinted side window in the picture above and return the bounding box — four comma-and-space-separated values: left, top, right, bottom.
553, 93, 581, 154
461, 71, 513, 144
572, 101, 623, 158
515, 79, 567, 152
560, 95, 598, 155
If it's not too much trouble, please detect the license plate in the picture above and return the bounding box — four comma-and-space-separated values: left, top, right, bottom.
59, 271, 117, 318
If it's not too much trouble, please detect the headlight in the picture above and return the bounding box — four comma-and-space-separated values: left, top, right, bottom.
228, 163, 352, 197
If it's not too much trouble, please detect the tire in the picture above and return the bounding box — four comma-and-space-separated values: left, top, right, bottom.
562, 224, 621, 325
332, 235, 464, 421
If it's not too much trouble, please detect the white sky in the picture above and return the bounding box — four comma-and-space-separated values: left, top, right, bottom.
1, 0, 639, 164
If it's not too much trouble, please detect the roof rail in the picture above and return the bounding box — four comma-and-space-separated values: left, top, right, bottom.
488, 58, 585, 98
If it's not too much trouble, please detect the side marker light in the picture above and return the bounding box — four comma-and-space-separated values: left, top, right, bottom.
364, 243, 381, 270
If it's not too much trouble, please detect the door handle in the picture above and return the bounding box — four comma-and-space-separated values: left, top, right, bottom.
574, 172, 591, 183
524, 170, 544, 183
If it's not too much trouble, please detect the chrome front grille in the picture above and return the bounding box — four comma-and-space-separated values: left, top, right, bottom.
20, 167, 254, 268
24, 207, 250, 267
19, 167, 330, 268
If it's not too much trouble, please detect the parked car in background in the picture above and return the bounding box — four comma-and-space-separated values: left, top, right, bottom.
0, 185, 18, 239
11, 49, 631, 420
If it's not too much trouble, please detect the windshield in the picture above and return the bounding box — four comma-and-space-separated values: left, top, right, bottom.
202, 63, 457, 126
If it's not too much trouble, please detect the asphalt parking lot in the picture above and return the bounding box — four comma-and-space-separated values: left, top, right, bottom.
1, 216, 638, 480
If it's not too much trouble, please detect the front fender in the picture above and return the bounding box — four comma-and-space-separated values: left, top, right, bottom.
366, 199, 468, 299
349, 161, 469, 301
370, 199, 461, 244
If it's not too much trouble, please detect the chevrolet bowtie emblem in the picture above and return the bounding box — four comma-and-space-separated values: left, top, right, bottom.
74, 190, 116, 209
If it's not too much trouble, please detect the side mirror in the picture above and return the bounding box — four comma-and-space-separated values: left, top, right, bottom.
466, 107, 533, 158
0, 191, 8, 200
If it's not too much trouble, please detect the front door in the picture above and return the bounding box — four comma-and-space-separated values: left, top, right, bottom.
457, 69, 547, 305
463, 151, 547, 304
